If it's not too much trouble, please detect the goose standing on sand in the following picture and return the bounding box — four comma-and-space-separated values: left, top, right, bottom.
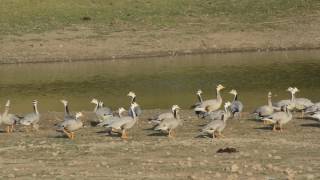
91, 98, 113, 122
106, 102, 139, 139
56, 112, 83, 139
253, 92, 274, 123
292, 87, 313, 117
229, 89, 244, 119
194, 84, 225, 116
154, 105, 182, 138
97, 107, 127, 127
199, 102, 232, 141
19, 100, 40, 131
128, 91, 142, 117
262, 104, 294, 132
0, 100, 21, 133
149, 105, 180, 127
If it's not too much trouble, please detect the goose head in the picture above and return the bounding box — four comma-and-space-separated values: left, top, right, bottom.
98, 101, 104, 107
224, 101, 232, 108
293, 87, 299, 93
5, 100, 10, 107
91, 98, 99, 105
60, 99, 68, 106
127, 91, 136, 98
171, 105, 181, 112
118, 107, 126, 113
196, 89, 203, 96
268, 91, 272, 97
217, 84, 225, 91
75, 112, 83, 119
32, 100, 38, 105
229, 89, 237, 96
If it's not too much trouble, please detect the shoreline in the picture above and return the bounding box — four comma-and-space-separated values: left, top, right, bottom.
1, 46, 320, 65
1, 26, 320, 64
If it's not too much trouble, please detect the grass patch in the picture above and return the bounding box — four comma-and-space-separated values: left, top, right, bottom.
0, 0, 319, 35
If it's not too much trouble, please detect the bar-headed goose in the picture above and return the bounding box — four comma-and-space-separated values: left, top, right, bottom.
229, 89, 244, 119
0, 100, 21, 133
56, 112, 83, 139
154, 105, 181, 138
19, 100, 40, 131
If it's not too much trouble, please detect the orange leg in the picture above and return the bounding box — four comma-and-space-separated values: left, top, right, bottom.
63, 128, 72, 139
121, 130, 128, 139
71, 132, 75, 139
168, 129, 173, 138
6, 126, 10, 133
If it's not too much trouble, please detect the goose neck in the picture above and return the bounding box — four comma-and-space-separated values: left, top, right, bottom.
197, 94, 203, 103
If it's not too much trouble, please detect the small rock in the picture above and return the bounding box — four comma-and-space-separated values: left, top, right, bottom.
274, 156, 282, 160
32, 173, 37, 177
166, 152, 171, 156
246, 172, 253, 176
231, 164, 239, 173
268, 154, 273, 158
8, 174, 15, 178
187, 157, 192, 161
215, 172, 221, 177
306, 174, 315, 180
266, 163, 273, 170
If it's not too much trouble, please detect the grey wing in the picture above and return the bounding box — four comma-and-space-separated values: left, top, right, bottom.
207, 110, 224, 120
128, 105, 142, 117
305, 102, 320, 114
97, 116, 120, 127
231, 101, 243, 114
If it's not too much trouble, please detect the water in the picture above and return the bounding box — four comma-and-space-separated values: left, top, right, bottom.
1, 50, 320, 113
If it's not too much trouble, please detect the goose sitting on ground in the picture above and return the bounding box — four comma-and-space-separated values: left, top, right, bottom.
199, 102, 232, 141
154, 105, 181, 138
305, 102, 320, 115
106, 103, 139, 139
253, 92, 274, 123
194, 84, 225, 117
56, 112, 84, 139
127, 91, 142, 117
19, 100, 40, 131
149, 105, 180, 127
273, 87, 297, 111
229, 89, 244, 119
91, 98, 113, 122
262, 104, 294, 132
0, 100, 21, 133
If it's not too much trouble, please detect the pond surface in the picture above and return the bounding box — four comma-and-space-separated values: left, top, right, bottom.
1, 50, 320, 113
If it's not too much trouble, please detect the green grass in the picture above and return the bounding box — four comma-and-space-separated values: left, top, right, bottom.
0, 0, 319, 35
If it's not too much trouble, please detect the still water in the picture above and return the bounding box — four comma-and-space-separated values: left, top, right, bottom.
1, 50, 320, 113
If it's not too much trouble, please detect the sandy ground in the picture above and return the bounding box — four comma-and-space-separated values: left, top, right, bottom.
1, 15, 320, 64
0, 110, 319, 179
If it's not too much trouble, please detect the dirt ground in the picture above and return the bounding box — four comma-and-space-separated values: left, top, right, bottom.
0, 110, 319, 179
1, 16, 320, 64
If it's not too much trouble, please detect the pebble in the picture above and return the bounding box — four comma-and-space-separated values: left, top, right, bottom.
246, 172, 253, 176
215, 172, 221, 178
268, 154, 273, 158
306, 174, 315, 180
231, 164, 239, 173
8, 174, 15, 178
252, 164, 263, 171
274, 156, 282, 160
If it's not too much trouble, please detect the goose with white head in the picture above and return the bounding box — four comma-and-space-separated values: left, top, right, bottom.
253, 92, 274, 123
0, 100, 21, 133
191, 89, 203, 109
199, 102, 232, 141
60, 99, 74, 120
262, 104, 294, 132
19, 100, 40, 131
154, 105, 182, 138
194, 84, 225, 117
106, 103, 139, 139
97, 107, 127, 129
56, 112, 84, 139
90, 98, 113, 122
148, 105, 179, 126
127, 91, 142, 117
229, 89, 244, 119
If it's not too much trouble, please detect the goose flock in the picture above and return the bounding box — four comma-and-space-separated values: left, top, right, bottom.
0, 85, 319, 141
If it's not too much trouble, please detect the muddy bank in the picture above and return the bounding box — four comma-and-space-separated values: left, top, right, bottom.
0, 110, 319, 179
1, 25, 320, 64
